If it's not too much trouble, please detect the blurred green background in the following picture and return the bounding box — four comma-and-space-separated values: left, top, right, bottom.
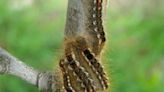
0, 0, 164, 92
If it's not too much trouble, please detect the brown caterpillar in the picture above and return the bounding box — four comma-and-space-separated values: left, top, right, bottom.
84, 0, 106, 56
96, 0, 106, 51
82, 49, 108, 90
74, 37, 108, 90
60, 59, 75, 92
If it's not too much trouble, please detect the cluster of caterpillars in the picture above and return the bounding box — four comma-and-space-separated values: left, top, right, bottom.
59, 0, 108, 92
60, 37, 108, 92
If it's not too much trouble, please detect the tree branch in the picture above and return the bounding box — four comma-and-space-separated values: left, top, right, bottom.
0, 48, 63, 92
0, 48, 39, 84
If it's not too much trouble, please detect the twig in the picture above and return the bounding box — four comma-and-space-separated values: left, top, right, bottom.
0, 48, 63, 92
